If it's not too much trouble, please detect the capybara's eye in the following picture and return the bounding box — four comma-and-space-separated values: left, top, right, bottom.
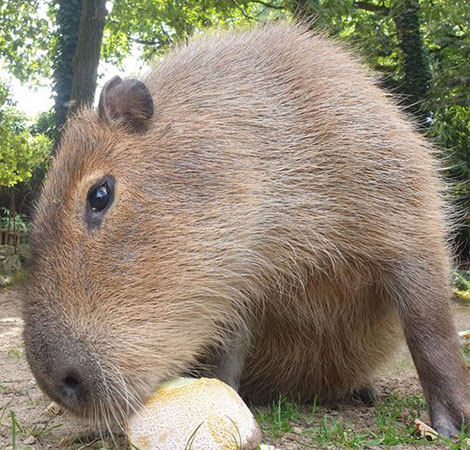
85, 176, 115, 230
89, 183, 110, 212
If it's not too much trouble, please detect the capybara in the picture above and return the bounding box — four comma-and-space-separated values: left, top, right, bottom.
23, 24, 469, 437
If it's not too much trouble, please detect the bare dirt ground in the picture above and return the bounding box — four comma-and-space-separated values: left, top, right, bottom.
1, 287, 469, 449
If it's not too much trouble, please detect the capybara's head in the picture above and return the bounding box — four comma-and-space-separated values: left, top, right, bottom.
23, 75, 239, 422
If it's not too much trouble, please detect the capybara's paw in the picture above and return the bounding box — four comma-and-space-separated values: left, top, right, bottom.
431, 403, 469, 437
352, 385, 376, 406
339, 385, 376, 406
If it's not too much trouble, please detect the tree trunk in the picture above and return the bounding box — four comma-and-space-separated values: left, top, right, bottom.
391, 0, 431, 125
53, 0, 82, 132
68, 0, 107, 117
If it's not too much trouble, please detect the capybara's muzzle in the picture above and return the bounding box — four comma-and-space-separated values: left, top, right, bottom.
23, 318, 99, 415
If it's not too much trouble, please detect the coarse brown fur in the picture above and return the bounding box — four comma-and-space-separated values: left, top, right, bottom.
23, 24, 469, 436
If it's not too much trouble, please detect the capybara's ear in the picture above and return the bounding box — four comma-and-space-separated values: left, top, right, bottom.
98, 75, 154, 131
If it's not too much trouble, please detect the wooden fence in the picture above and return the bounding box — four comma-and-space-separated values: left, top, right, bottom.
0, 228, 26, 251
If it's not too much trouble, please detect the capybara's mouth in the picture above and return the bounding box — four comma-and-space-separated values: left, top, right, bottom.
25, 343, 149, 424
61, 379, 149, 426
38, 377, 146, 425
24, 319, 176, 425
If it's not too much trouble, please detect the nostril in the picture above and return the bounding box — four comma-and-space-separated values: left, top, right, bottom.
64, 374, 79, 390
62, 370, 82, 399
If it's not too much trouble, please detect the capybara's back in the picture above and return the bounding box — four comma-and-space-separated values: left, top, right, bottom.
24, 24, 469, 436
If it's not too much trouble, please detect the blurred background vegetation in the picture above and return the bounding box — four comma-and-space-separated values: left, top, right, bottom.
0, 0, 468, 274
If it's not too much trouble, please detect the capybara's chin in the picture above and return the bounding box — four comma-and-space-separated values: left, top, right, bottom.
23, 23, 470, 437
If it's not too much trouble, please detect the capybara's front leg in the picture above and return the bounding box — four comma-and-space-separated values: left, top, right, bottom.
207, 328, 250, 391
390, 262, 470, 436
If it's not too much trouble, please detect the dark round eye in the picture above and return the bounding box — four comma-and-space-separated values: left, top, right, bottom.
88, 183, 110, 212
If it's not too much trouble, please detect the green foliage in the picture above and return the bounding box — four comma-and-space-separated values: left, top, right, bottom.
0, 111, 51, 187
0, 0, 51, 82
453, 270, 470, 292
422, 0, 470, 257
29, 109, 58, 142
0, 88, 51, 188
0, 208, 29, 232
422, 0, 469, 108
103, 0, 285, 64
255, 396, 303, 439
4, 410, 61, 450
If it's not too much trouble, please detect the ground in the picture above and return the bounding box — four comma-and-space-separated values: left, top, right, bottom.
0, 287, 469, 450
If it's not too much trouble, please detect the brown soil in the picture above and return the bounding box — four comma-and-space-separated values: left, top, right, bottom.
0, 287, 468, 449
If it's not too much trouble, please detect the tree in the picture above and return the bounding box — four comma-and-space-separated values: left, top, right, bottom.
0, 85, 51, 224
52, 0, 107, 134
390, 0, 431, 124
0, 0, 51, 82
0, 113, 50, 188
68, 0, 107, 115
102, 0, 283, 63
421, 0, 469, 260
52, 0, 82, 130
0, 90, 51, 189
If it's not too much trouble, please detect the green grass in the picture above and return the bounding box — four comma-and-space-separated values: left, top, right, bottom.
9, 411, 34, 450
463, 344, 470, 361
254, 396, 304, 439
309, 415, 380, 448
373, 393, 429, 447
1, 410, 63, 450
0, 268, 28, 289
6, 347, 22, 361
2, 396, 469, 449
254, 394, 470, 449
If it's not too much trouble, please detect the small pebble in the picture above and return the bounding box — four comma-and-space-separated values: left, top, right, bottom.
459, 329, 470, 348
284, 432, 298, 440
46, 401, 63, 416
24, 435, 36, 445
292, 426, 303, 433
283, 444, 299, 450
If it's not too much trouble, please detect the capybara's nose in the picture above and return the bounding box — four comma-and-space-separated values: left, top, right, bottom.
23, 320, 95, 410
